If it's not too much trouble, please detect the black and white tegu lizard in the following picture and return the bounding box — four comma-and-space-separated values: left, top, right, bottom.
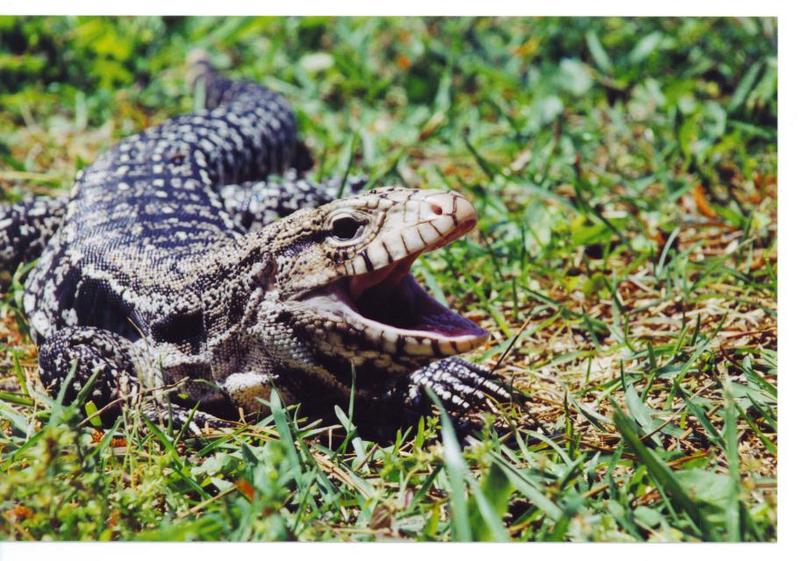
0, 59, 511, 433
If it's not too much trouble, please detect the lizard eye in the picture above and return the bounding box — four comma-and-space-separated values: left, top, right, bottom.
330, 215, 365, 241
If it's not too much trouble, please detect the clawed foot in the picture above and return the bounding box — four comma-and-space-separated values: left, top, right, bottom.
403, 357, 514, 417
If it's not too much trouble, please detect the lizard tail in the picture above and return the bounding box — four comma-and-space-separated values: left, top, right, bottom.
186, 49, 314, 173
185, 49, 214, 101
185, 50, 272, 113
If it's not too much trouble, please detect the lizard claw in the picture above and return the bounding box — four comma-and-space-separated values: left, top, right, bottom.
403, 357, 513, 416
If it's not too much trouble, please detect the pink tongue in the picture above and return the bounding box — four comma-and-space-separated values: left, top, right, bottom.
349, 254, 417, 301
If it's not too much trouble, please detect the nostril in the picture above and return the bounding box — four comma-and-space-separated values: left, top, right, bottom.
430, 203, 443, 215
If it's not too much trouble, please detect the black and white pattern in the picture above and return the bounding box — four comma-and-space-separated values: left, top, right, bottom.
0, 195, 69, 286
0, 59, 511, 433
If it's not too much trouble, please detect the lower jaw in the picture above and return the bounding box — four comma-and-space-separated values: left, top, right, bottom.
301, 278, 489, 362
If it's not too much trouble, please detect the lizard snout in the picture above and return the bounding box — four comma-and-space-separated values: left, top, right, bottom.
411, 190, 478, 251
344, 188, 478, 277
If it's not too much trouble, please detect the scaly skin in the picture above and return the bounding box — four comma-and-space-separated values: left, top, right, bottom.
0, 60, 511, 434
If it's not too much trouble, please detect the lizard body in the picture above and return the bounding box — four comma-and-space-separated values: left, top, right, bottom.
0, 62, 510, 432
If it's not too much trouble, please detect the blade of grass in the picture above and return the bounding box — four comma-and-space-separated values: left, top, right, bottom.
721, 377, 742, 541
425, 389, 471, 541
613, 404, 716, 540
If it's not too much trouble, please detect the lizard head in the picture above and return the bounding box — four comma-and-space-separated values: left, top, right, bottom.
259, 186, 490, 374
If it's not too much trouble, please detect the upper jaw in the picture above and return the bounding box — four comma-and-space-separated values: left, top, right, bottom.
336, 189, 479, 278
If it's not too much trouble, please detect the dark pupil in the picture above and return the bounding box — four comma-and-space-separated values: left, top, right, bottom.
332, 216, 363, 240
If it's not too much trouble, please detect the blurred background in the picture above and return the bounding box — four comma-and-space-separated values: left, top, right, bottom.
0, 17, 777, 198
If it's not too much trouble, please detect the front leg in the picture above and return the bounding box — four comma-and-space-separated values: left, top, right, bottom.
39, 326, 232, 434
401, 357, 513, 416
38, 327, 142, 411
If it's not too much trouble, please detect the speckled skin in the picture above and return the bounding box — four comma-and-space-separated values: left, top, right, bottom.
0, 63, 510, 433
0, 195, 68, 285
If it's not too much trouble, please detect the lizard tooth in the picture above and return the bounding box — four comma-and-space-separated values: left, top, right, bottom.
365, 325, 384, 344
400, 229, 425, 255
454, 337, 479, 353
352, 254, 368, 275
383, 236, 408, 261
431, 215, 455, 237
381, 330, 399, 354
437, 340, 457, 355
381, 337, 397, 355
366, 243, 389, 270
417, 223, 439, 245
405, 337, 434, 356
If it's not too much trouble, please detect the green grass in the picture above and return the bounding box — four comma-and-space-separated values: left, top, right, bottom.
0, 16, 777, 541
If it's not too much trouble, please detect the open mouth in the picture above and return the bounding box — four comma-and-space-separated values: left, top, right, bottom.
353, 250, 487, 339
307, 217, 489, 357
324, 253, 489, 356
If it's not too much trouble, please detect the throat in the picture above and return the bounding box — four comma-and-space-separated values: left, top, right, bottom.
355, 274, 424, 329
353, 274, 486, 338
